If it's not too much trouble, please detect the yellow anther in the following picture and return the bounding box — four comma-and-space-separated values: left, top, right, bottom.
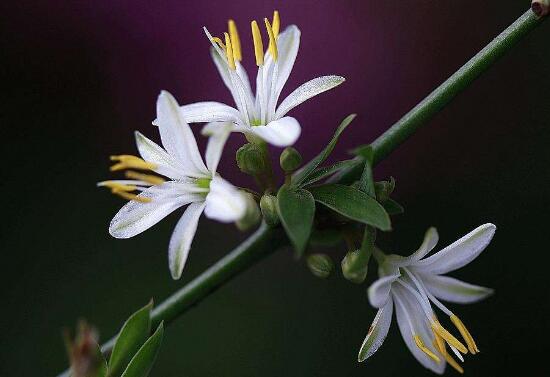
113, 190, 151, 203
432, 338, 464, 374
272, 10, 280, 38
211, 36, 226, 50
451, 315, 479, 354
109, 155, 156, 172
125, 170, 165, 185
413, 335, 441, 363
224, 32, 236, 70
251, 20, 264, 66
431, 321, 468, 354
228, 19, 242, 61
101, 181, 137, 192
264, 18, 278, 61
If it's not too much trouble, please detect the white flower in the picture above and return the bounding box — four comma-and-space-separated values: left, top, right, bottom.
174, 11, 345, 147
98, 91, 247, 280
359, 224, 496, 374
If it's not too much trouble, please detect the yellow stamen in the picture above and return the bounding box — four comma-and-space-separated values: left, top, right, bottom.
264, 18, 278, 61
413, 335, 441, 363
100, 182, 151, 203
272, 10, 280, 38
451, 315, 479, 354
251, 20, 264, 66
109, 155, 156, 172
112, 190, 151, 203
211, 36, 226, 50
433, 338, 464, 374
224, 32, 236, 70
125, 170, 165, 185
101, 181, 137, 192
432, 320, 468, 354
228, 19, 242, 61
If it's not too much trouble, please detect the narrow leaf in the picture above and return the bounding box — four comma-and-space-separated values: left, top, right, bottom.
120, 322, 164, 377
301, 159, 357, 187
357, 146, 375, 197
277, 185, 315, 256
309, 184, 391, 231
383, 198, 404, 215
292, 114, 356, 186
109, 301, 153, 377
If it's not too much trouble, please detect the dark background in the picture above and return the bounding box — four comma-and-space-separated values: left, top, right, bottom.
1, 1, 549, 376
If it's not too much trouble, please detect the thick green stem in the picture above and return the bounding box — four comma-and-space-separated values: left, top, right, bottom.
57, 8, 545, 377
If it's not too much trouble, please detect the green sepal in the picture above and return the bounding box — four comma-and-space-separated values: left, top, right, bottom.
120, 322, 164, 377
108, 301, 153, 377
277, 185, 316, 257
382, 198, 404, 215
308, 184, 391, 231
307, 254, 334, 278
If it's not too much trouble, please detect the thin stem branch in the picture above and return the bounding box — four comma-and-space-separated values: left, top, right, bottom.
57, 8, 545, 377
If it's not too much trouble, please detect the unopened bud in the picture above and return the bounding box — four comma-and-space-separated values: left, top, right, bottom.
374, 177, 396, 202
341, 250, 368, 284
279, 147, 302, 172
64, 320, 105, 377
260, 194, 279, 226
307, 254, 334, 278
236, 143, 269, 175
237, 193, 261, 231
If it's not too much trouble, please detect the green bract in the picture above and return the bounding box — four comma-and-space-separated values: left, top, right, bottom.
277, 185, 315, 256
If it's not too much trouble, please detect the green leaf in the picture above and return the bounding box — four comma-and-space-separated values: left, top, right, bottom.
277, 185, 316, 256
383, 198, 404, 215
357, 146, 375, 197
309, 184, 391, 231
120, 322, 164, 377
108, 301, 153, 377
301, 159, 357, 187
292, 114, 356, 186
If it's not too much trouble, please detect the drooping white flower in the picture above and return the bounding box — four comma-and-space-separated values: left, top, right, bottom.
98, 91, 247, 280
174, 11, 345, 147
359, 224, 496, 374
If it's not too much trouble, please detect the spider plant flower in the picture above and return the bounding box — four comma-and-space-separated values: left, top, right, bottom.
98, 91, 247, 280
176, 11, 345, 147
358, 224, 496, 374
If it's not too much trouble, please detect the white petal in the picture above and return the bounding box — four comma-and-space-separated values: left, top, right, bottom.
134, 131, 185, 180
387, 227, 439, 267
168, 201, 206, 279
414, 224, 496, 275
420, 274, 494, 304
204, 176, 247, 223
179, 101, 242, 124
368, 274, 400, 308
156, 91, 209, 177
109, 182, 202, 239
275, 75, 345, 119
268, 25, 301, 107
249, 116, 301, 147
392, 287, 445, 374
205, 123, 232, 173
358, 299, 393, 362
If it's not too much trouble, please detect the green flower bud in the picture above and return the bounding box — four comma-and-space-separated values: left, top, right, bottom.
259, 194, 279, 226
341, 250, 369, 284
307, 254, 334, 278
236, 143, 269, 175
236, 193, 261, 231
279, 147, 302, 172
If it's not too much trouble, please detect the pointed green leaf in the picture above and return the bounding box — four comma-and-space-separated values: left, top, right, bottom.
357, 146, 375, 197
292, 114, 356, 186
383, 198, 404, 215
301, 159, 357, 187
108, 301, 153, 377
277, 185, 315, 256
309, 184, 391, 231
120, 322, 164, 377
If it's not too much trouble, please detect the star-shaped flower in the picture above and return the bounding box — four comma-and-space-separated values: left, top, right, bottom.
359, 224, 496, 374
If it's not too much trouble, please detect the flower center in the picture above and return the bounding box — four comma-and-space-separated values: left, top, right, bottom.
195, 177, 212, 190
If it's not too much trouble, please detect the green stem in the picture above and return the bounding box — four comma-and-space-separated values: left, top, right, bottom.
57, 8, 545, 376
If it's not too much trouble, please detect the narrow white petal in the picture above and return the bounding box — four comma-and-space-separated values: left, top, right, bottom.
179, 102, 242, 124
368, 274, 400, 308
204, 176, 247, 223
156, 91, 209, 177
414, 223, 496, 275
168, 201, 206, 279
275, 75, 345, 119
268, 25, 301, 107
134, 131, 185, 179
205, 123, 232, 173
420, 274, 494, 304
358, 299, 393, 362
392, 287, 445, 374
109, 183, 202, 239
250, 116, 301, 147
388, 227, 439, 267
